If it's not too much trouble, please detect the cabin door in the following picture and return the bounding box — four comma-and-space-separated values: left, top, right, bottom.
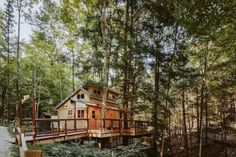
89, 110, 99, 130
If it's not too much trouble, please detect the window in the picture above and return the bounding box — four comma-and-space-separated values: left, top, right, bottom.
92, 111, 96, 118
81, 94, 84, 99
68, 110, 72, 116
112, 95, 115, 99
97, 90, 101, 95
93, 89, 97, 94
77, 110, 84, 118
77, 94, 80, 99
70, 100, 75, 104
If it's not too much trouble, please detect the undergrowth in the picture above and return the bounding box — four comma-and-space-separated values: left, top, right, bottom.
31, 140, 148, 157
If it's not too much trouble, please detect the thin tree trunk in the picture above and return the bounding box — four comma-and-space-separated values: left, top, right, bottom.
36, 77, 41, 118
6, 0, 12, 122
59, 71, 63, 101
203, 52, 208, 145
196, 88, 200, 142
160, 130, 165, 157
182, 87, 189, 157
122, 0, 130, 145
100, 0, 110, 134
71, 41, 75, 92
151, 57, 160, 156
16, 0, 22, 124
205, 90, 208, 145
199, 81, 204, 157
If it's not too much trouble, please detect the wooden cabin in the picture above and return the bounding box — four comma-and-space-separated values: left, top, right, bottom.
55, 83, 121, 130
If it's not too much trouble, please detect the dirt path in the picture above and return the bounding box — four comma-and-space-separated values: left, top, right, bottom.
0, 126, 13, 157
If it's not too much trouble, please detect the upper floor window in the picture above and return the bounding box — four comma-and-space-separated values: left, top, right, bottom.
93, 89, 101, 95
70, 100, 75, 104
77, 93, 84, 99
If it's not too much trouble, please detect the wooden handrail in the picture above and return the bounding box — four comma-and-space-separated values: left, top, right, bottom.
21, 118, 151, 139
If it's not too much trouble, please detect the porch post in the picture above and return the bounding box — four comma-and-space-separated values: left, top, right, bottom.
74, 102, 76, 131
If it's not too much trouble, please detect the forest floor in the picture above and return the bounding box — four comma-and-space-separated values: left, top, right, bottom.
173, 143, 236, 157
0, 126, 14, 157
171, 132, 236, 157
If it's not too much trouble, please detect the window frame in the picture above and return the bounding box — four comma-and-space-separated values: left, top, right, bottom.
68, 110, 73, 116
77, 110, 85, 118
92, 110, 96, 118
93, 89, 97, 94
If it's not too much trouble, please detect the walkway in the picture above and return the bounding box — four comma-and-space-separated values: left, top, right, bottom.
0, 126, 13, 157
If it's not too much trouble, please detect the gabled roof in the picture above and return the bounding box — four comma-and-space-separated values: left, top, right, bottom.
55, 83, 121, 109
55, 86, 89, 109
76, 99, 97, 106
83, 82, 121, 95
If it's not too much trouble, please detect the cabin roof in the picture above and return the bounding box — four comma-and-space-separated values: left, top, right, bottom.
55, 84, 121, 109
83, 82, 120, 95
76, 99, 97, 106
55, 86, 87, 109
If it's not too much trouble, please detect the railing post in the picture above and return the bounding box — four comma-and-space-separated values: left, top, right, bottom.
74, 103, 76, 131
87, 119, 89, 133
111, 120, 113, 131
103, 119, 105, 130
65, 119, 67, 140
95, 118, 97, 130
119, 119, 121, 135
58, 120, 60, 133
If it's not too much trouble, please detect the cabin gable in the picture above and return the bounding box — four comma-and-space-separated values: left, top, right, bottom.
56, 83, 121, 122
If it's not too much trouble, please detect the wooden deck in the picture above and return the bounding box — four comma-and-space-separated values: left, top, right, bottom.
20, 118, 152, 144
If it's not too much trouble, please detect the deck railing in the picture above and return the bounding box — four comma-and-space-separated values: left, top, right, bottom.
21, 118, 152, 141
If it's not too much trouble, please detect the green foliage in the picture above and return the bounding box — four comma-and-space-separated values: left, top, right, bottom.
31, 140, 148, 157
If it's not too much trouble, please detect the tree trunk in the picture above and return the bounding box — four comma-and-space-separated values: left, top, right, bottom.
122, 0, 131, 145
196, 88, 200, 142
205, 90, 208, 145
100, 0, 110, 133
182, 87, 189, 157
151, 57, 160, 156
16, 0, 22, 124
160, 130, 165, 157
199, 81, 204, 157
